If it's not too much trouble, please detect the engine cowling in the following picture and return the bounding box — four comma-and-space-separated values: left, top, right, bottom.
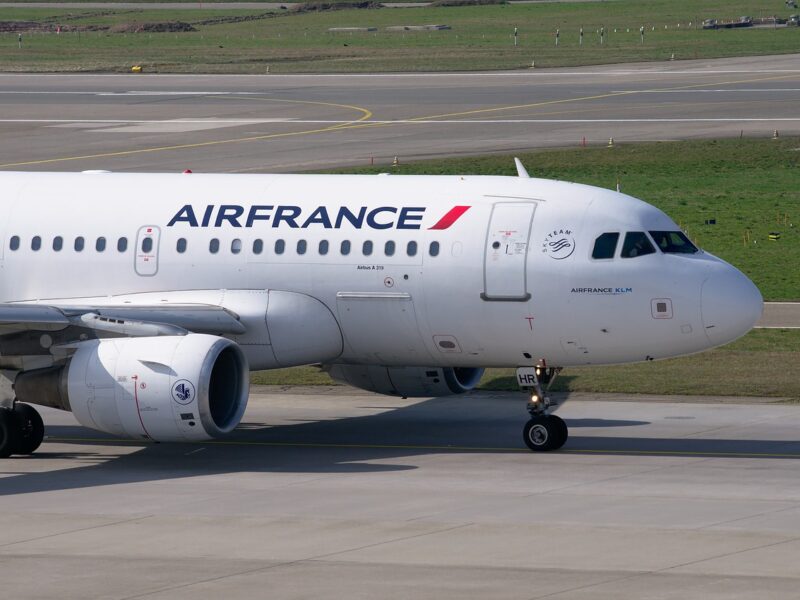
15, 334, 249, 442
326, 365, 484, 397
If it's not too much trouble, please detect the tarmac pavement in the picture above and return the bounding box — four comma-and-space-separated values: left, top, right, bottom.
2, 388, 800, 599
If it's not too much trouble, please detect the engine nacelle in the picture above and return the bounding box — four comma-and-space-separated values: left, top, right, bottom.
15, 334, 249, 442
326, 365, 484, 397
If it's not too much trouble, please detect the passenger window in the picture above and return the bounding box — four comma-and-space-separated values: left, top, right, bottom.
117, 237, 127, 252
96, 237, 106, 252
341, 240, 351, 256
231, 239, 242, 254
142, 237, 153, 253
253, 239, 263, 255
275, 239, 285, 255
621, 232, 656, 258
429, 241, 440, 257
592, 232, 619, 259
385, 241, 395, 256
363, 240, 373, 256
31, 236, 41, 251
177, 238, 187, 253
319, 240, 329, 255
209, 238, 220, 254
74, 237, 84, 252
649, 231, 699, 254
9, 236, 19, 251
407, 241, 417, 257
297, 240, 307, 255
53, 236, 63, 252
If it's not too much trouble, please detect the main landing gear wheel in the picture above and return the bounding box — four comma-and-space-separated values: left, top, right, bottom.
13, 403, 44, 455
523, 415, 568, 452
0, 403, 44, 457
0, 409, 18, 458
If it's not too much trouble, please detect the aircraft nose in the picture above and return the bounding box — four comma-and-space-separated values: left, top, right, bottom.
701, 267, 763, 346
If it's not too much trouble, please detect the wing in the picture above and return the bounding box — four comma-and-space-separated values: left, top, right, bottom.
0, 302, 246, 336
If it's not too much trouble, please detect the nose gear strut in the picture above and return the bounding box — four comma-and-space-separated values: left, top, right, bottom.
516, 362, 568, 452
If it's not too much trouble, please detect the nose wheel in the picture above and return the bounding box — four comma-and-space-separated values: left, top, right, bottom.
523, 415, 568, 451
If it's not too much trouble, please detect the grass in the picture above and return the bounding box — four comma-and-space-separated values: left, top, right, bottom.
251, 330, 800, 400
482, 329, 800, 399
0, 0, 798, 72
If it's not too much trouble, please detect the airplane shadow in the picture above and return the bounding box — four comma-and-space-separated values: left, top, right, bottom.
1, 393, 798, 498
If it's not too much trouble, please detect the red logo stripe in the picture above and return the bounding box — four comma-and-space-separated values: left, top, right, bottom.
428, 205, 471, 230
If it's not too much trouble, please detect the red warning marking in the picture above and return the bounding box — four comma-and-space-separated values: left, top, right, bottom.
131, 375, 152, 439
428, 205, 471, 230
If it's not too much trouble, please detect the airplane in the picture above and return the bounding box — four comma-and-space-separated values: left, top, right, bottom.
0, 162, 762, 457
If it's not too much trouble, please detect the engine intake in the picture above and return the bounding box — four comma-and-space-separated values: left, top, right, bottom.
15, 334, 249, 442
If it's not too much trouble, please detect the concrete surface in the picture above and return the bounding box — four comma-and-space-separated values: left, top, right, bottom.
3, 389, 800, 598
758, 302, 800, 328
0, 54, 798, 173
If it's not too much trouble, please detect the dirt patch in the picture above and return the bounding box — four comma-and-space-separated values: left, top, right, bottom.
192, 12, 278, 26
430, 0, 506, 5
0, 21, 51, 33
293, 1, 381, 13
109, 21, 196, 33
0, 19, 195, 33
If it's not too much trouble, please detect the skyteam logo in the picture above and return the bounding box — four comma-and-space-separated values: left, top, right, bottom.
172, 380, 196, 405
167, 204, 470, 231
542, 228, 576, 260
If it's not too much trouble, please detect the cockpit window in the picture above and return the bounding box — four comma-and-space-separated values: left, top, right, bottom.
620, 232, 656, 258
592, 232, 619, 259
649, 231, 699, 254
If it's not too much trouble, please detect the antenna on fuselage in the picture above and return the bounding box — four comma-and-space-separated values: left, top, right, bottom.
514, 157, 530, 179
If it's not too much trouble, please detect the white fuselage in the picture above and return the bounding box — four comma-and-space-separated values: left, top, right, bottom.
0, 171, 762, 370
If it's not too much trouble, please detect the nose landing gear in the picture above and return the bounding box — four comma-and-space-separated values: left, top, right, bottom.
518, 364, 567, 452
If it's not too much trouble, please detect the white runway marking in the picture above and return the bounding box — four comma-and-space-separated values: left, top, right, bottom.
42, 118, 299, 133
3, 117, 798, 128
614, 88, 800, 93
0, 70, 799, 78
15, 119, 298, 124
0, 90, 268, 96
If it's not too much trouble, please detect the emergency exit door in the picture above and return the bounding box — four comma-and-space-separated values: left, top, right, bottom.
135, 225, 160, 276
482, 203, 536, 301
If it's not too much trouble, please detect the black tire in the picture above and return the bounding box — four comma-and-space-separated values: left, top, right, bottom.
549, 414, 569, 450
13, 403, 44, 455
523, 415, 568, 452
0, 408, 18, 458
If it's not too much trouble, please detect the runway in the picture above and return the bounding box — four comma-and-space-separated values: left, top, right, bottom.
3, 387, 800, 598
1, 53, 799, 173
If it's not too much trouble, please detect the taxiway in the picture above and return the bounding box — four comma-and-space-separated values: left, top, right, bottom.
2, 388, 800, 598
1, 54, 798, 173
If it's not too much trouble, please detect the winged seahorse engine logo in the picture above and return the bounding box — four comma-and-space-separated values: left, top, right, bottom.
172, 380, 196, 405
